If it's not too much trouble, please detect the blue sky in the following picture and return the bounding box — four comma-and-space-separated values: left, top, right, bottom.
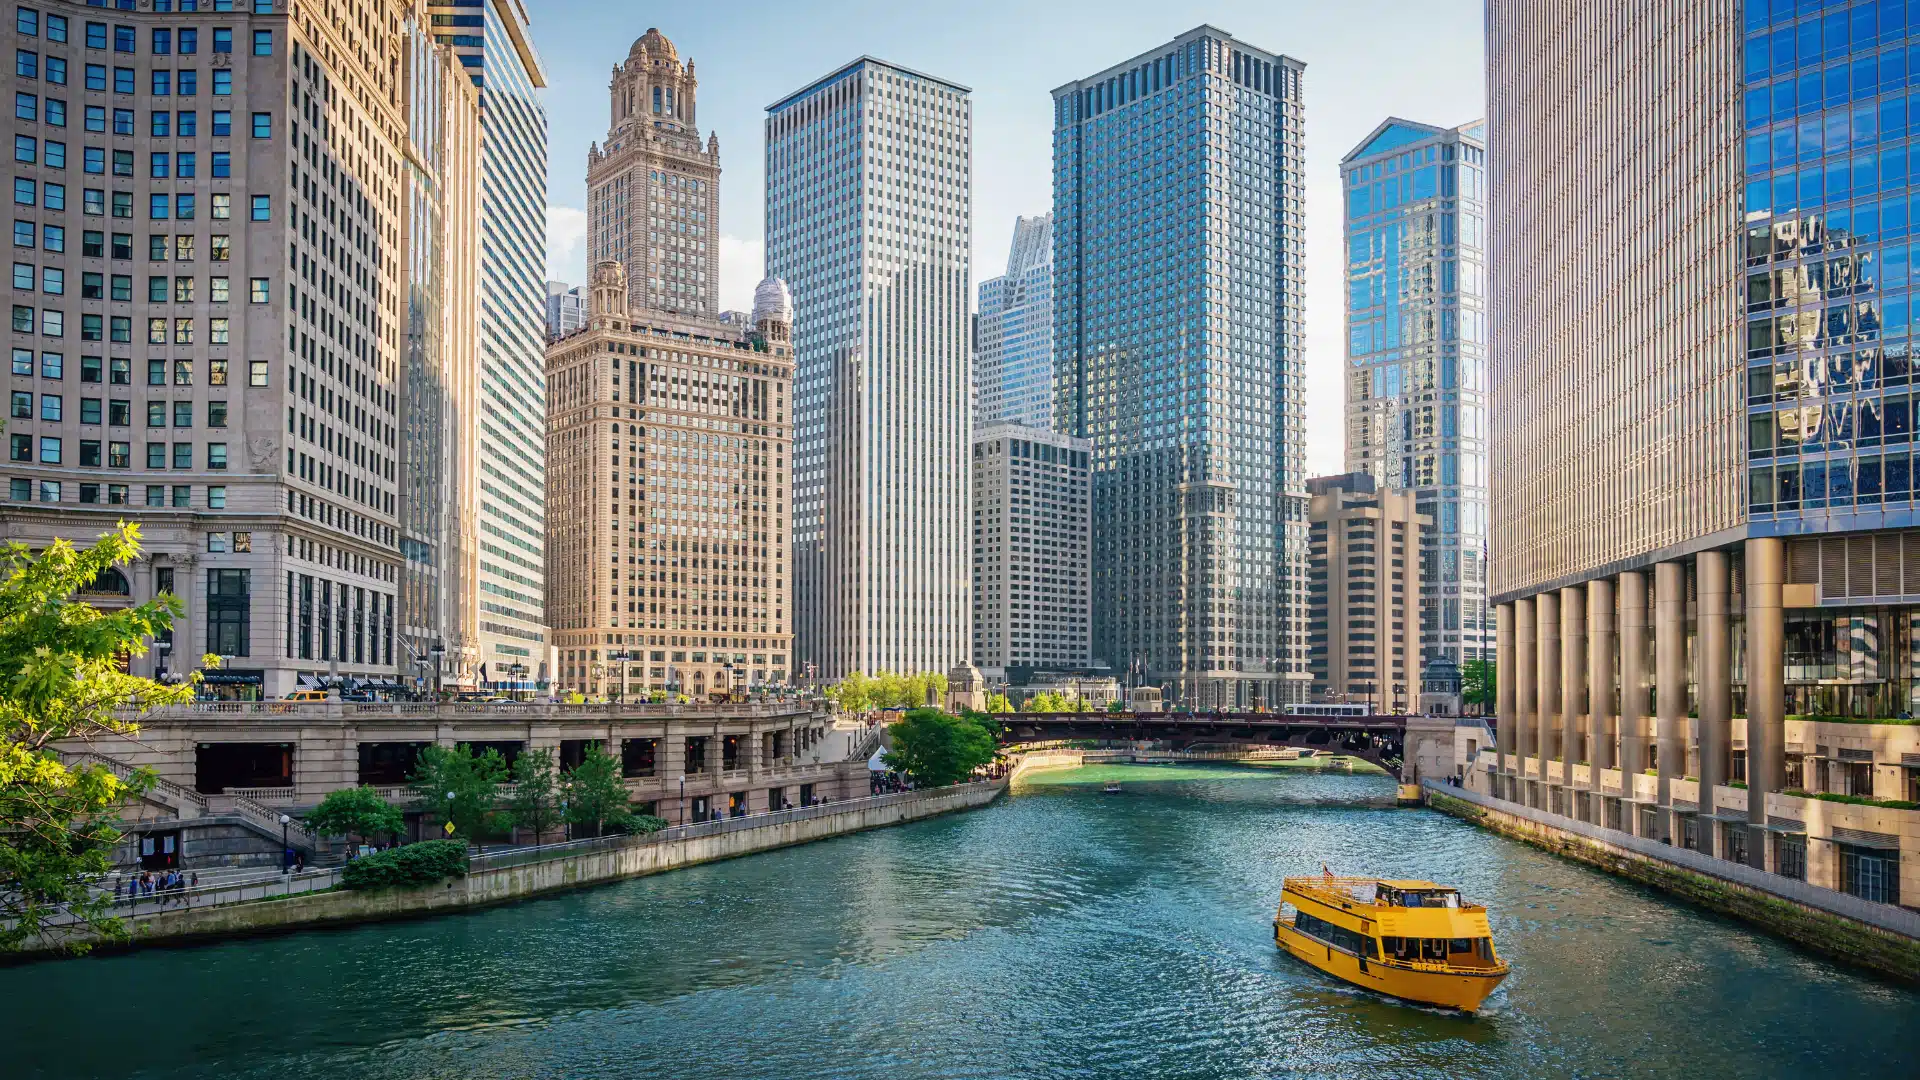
532, 0, 1483, 473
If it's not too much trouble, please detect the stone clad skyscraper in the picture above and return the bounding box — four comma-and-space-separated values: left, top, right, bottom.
1340, 118, 1490, 668
974, 214, 1054, 429
1053, 26, 1310, 708
767, 58, 972, 680
586, 28, 721, 319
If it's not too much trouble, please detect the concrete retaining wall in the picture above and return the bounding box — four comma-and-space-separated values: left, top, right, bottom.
21, 782, 1005, 959
1425, 783, 1920, 984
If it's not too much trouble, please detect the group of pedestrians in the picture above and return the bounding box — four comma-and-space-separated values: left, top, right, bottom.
115, 869, 197, 906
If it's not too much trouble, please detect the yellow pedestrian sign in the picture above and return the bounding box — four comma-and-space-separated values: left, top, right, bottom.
443, 821, 456, 836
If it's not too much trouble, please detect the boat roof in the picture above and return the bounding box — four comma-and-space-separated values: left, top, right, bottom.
1285, 876, 1456, 891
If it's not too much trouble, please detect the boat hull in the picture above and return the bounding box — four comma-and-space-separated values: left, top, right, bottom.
1274, 918, 1506, 1012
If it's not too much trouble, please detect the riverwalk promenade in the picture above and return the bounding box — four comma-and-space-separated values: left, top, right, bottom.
13, 781, 1007, 959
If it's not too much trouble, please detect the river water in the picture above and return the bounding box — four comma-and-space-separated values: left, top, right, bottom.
4, 764, 1916, 1080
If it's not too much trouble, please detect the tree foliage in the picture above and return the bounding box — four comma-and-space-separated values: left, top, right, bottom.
409, 743, 508, 841
1024, 691, 1090, 713
1, 523, 197, 953
983, 692, 1013, 714
305, 786, 404, 846
827, 670, 950, 714
883, 708, 998, 787
1462, 660, 1496, 711
507, 747, 563, 845
563, 745, 633, 838
339, 839, 468, 890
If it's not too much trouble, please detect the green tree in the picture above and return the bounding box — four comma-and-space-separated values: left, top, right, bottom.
409, 743, 507, 842
1, 523, 196, 953
871, 670, 911, 710
1462, 660, 1496, 712
827, 671, 873, 714
983, 692, 1013, 714
506, 747, 562, 845
883, 708, 997, 787
304, 786, 404, 848
563, 745, 634, 838
1027, 691, 1070, 713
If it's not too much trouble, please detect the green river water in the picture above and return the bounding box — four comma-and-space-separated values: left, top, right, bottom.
2, 764, 1915, 1079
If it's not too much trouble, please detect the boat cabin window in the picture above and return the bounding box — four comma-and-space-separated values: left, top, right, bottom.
1381, 936, 1490, 962
1379, 886, 1460, 908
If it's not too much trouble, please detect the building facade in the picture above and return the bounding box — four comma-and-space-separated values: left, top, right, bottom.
545, 262, 792, 699
1340, 117, 1489, 668
544, 279, 587, 340
973, 213, 1053, 429
1306, 473, 1426, 709
426, 0, 549, 691
0, 0, 491, 698
1486, 0, 1915, 907
766, 57, 972, 681
971, 422, 1092, 679
585, 28, 719, 320
1052, 26, 1310, 708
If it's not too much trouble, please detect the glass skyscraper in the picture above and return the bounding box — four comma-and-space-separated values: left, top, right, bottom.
427, 0, 551, 690
767, 58, 973, 680
974, 214, 1054, 429
1053, 26, 1310, 708
1340, 118, 1490, 668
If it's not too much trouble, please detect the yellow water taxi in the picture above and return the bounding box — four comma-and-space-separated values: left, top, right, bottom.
1273, 875, 1509, 1012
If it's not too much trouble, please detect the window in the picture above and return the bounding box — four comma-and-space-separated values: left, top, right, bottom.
6, 478, 23, 501
177, 69, 196, 95
85, 22, 104, 50
9, 221, 25, 247
111, 149, 131, 176
15, 135, 35, 164
15, 49, 36, 80
16, 8, 37, 36
248, 277, 267, 303
146, 316, 165, 344
176, 110, 195, 136
248, 360, 267, 387
249, 112, 269, 138
38, 309, 58, 337
38, 436, 60, 463
210, 154, 229, 180
148, 192, 167, 217
208, 317, 227, 343
78, 441, 99, 468
10, 304, 30, 332
208, 358, 225, 385
7, 390, 24, 418
110, 232, 130, 259
43, 13, 61, 43
150, 28, 169, 54
109, 357, 127, 384
109, 274, 129, 301
7, 433, 26, 460
142, 484, 162, 507
112, 67, 132, 95
211, 28, 230, 53
206, 484, 224, 508
173, 275, 192, 303
42, 223, 61, 252
212, 69, 229, 95
209, 235, 228, 261
80, 353, 100, 380
149, 110, 169, 137
108, 399, 127, 425
207, 399, 225, 427
209, 110, 230, 137
206, 532, 226, 553
37, 480, 57, 503
172, 400, 190, 427
13, 92, 34, 121
148, 69, 168, 96
179, 29, 197, 55
146, 358, 164, 385
112, 24, 132, 53
9, 262, 26, 290
38, 351, 58, 377
250, 29, 270, 55
83, 105, 103, 132
41, 142, 62, 169
171, 442, 190, 469
43, 96, 62, 123
206, 570, 250, 657
249, 195, 268, 221
107, 441, 127, 467
145, 441, 163, 468
108, 315, 128, 341
176, 154, 194, 180
209, 276, 228, 302
173, 234, 192, 261
207, 443, 226, 469
12, 177, 33, 206
172, 358, 191, 383
147, 275, 165, 302
145, 399, 163, 426
84, 64, 103, 92
173, 318, 191, 344
82, 147, 102, 174
39, 393, 59, 420
39, 265, 59, 293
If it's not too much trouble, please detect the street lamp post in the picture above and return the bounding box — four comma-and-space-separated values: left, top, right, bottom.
278, 814, 291, 892
430, 641, 445, 700
444, 790, 456, 844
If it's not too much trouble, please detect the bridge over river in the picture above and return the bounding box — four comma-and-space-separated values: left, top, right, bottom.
996, 710, 1458, 779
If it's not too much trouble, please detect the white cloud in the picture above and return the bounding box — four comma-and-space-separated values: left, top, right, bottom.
544, 205, 588, 284
717, 233, 766, 314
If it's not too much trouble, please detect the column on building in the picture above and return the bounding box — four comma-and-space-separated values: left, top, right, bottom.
1559, 584, 1585, 796
1495, 603, 1516, 786
1697, 550, 1732, 856
1586, 576, 1614, 795
1536, 590, 1560, 788
1744, 538, 1785, 859
1618, 569, 1649, 786
1514, 596, 1537, 789
1654, 561, 1687, 828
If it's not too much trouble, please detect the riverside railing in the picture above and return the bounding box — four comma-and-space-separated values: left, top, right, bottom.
31, 867, 345, 929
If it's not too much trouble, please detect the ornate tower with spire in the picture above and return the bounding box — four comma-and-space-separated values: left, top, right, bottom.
586, 27, 722, 317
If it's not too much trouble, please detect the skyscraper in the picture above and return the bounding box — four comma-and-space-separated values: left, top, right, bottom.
1053, 26, 1310, 708
974, 214, 1054, 429
586, 28, 721, 319
544, 280, 588, 340
544, 263, 794, 700
1306, 473, 1427, 708
767, 58, 972, 680
1340, 118, 1489, 668
1487, 1, 1920, 891
971, 423, 1092, 678
2, 1, 475, 698
426, 0, 550, 691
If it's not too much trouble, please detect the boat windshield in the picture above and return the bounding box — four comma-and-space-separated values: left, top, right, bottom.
1381, 887, 1460, 908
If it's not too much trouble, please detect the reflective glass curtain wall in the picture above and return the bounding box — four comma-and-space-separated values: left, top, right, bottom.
1340, 119, 1490, 666
1053, 27, 1310, 708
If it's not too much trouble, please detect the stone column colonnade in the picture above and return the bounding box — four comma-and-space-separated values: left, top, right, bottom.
1490, 539, 1786, 856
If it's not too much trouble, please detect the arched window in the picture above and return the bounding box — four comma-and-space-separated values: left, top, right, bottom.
83, 567, 131, 595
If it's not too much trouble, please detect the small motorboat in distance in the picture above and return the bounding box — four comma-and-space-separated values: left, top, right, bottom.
1273, 873, 1509, 1012
1102, 782, 1123, 794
